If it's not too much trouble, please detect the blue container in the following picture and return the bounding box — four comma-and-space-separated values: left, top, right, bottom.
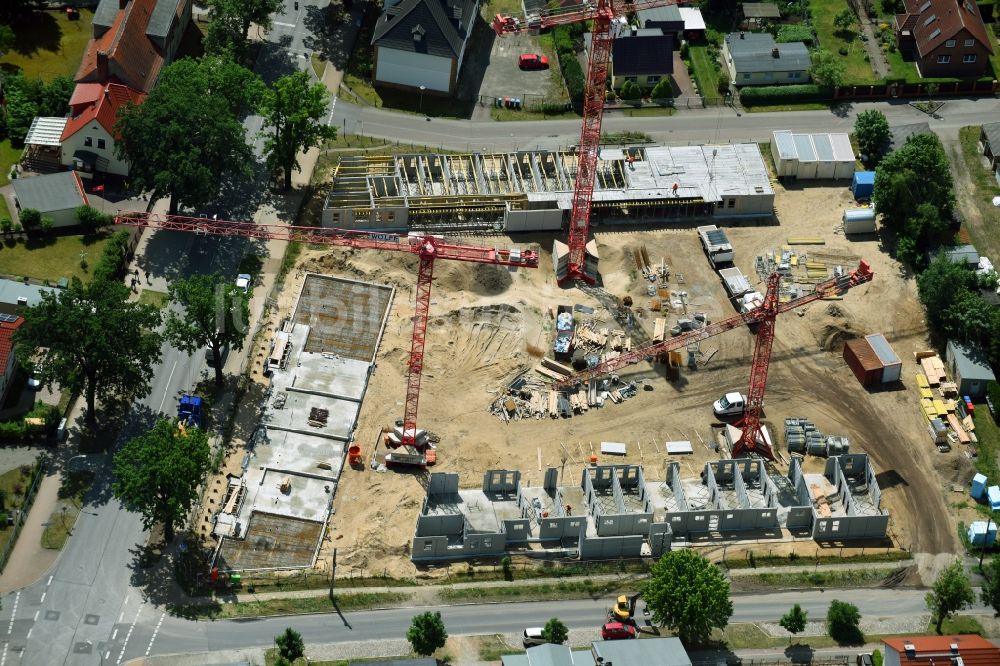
972, 473, 988, 499
988, 485, 1000, 510
851, 171, 875, 201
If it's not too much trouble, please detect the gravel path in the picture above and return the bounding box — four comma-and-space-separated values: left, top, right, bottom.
759, 613, 929, 638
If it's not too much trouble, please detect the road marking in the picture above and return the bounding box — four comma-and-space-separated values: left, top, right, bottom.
111, 628, 118, 641
1, 642, 7, 666
39, 593, 45, 604
106, 651, 112, 661
144, 612, 165, 656
273, 21, 295, 27
116, 603, 143, 664
25, 628, 31, 640
46, 576, 52, 586
7, 591, 18, 635
31, 612, 37, 622
156, 361, 178, 414
327, 96, 337, 125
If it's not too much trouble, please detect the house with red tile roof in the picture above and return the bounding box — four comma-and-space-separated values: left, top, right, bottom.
895, 0, 994, 78
0, 316, 25, 405
59, 83, 145, 177
76, 0, 191, 93
882, 634, 1000, 665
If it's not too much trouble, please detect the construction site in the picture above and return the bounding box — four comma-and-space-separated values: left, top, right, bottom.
164, 2, 965, 585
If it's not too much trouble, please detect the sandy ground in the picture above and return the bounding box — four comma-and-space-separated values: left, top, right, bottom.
205, 180, 962, 585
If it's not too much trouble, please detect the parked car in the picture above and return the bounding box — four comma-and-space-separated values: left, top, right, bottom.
518, 53, 549, 70
522, 627, 547, 647
713, 391, 747, 417
600, 621, 637, 640
26, 374, 41, 390
235, 273, 252, 293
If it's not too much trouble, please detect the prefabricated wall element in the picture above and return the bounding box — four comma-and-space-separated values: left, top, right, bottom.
482, 469, 521, 495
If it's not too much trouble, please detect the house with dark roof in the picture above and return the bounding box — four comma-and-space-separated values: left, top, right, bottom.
0, 316, 25, 405
371, 0, 479, 95
11, 172, 90, 229
76, 0, 191, 93
638, 5, 705, 42
723, 32, 810, 86
882, 634, 1000, 665
59, 83, 145, 177
585, 29, 674, 90
895, 0, 994, 78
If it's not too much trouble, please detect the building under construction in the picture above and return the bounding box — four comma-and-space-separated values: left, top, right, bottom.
322, 143, 775, 233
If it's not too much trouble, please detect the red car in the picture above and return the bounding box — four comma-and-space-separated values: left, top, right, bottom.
600, 621, 638, 640
518, 53, 550, 70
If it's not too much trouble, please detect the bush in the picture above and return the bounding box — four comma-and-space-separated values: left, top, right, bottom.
777, 25, 815, 45
76, 205, 112, 233
561, 57, 585, 106
18, 208, 41, 229
839, 46, 849, 56
717, 70, 731, 96
679, 42, 690, 59
650, 78, 673, 100
738, 84, 830, 106
987, 380, 1000, 420
93, 230, 131, 282
528, 101, 572, 115
39, 217, 54, 235
619, 80, 642, 100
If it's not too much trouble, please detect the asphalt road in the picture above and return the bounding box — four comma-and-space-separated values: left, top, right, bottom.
146, 587, 992, 657
331, 96, 1000, 151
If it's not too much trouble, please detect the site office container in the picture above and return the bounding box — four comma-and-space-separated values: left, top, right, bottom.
843, 335, 901, 386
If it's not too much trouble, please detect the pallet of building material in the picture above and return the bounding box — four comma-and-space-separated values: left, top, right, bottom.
933, 399, 948, 417
914, 350, 938, 361
805, 261, 827, 269
787, 237, 826, 245
541, 357, 574, 376
577, 389, 589, 412
916, 373, 930, 389
939, 381, 958, 397
919, 386, 933, 400
963, 414, 975, 432
947, 413, 971, 443
648, 298, 662, 312
535, 364, 565, 381
653, 318, 667, 342
920, 356, 946, 385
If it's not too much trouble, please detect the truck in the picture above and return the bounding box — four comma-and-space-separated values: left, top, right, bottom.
739, 290, 764, 314
718, 267, 751, 299
553, 304, 575, 363
697, 225, 734, 267
713, 391, 747, 417
383, 425, 438, 468
178, 394, 203, 427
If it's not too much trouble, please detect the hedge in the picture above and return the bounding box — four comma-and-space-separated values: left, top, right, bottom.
93, 230, 131, 283
987, 380, 1000, 421
738, 84, 831, 106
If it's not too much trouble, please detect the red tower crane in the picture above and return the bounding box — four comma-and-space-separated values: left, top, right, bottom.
114, 212, 539, 456
494, 0, 680, 284
555, 260, 874, 459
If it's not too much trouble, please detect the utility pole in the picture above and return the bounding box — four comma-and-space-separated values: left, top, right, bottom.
980, 514, 993, 570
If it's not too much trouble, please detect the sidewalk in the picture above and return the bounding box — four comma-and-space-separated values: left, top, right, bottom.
0, 396, 94, 594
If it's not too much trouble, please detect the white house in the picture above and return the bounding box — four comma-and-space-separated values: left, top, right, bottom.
371, 0, 479, 94
60, 83, 144, 178
723, 32, 811, 86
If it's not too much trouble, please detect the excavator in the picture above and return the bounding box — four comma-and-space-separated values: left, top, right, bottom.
609, 593, 646, 623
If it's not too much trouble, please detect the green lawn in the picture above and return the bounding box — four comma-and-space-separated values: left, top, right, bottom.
137, 289, 169, 309
689, 46, 723, 100
41, 470, 93, 550
957, 126, 1000, 263
0, 141, 23, 188
971, 402, 1000, 486
0, 9, 95, 81
0, 234, 112, 284
809, 0, 878, 83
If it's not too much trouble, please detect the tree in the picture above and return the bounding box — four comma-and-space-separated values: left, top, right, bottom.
3, 82, 38, 141
619, 80, 642, 100
926, 560, 974, 634
76, 205, 111, 234
38, 216, 53, 235
981, 555, 1000, 617
112, 418, 210, 543
114, 58, 263, 214
643, 549, 733, 644
37, 75, 74, 117
541, 617, 569, 645
826, 599, 863, 644
650, 77, 672, 101
260, 71, 337, 191
274, 627, 305, 662
406, 611, 447, 656
205, 0, 283, 60
0, 26, 15, 55
164, 273, 250, 386
0, 0, 42, 22
14, 277, 162, 424
17, 208, 40, 229
501, 554, 513, 581
834, 8, 856, 36
779, 603, 808, 643
809, 49, 846, 88
873, 133, 955, 258
854, 109, 890, 165
917, 252, 981, 332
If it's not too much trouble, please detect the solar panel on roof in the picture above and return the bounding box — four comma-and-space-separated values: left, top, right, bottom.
0, 314, 17, 323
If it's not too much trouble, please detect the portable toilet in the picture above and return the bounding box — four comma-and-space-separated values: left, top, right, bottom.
968, 521, 998, 547
851, 171, 875, 200
843, 207, 877, 234
989, 485, 1000, 510
972, 472, 988, 499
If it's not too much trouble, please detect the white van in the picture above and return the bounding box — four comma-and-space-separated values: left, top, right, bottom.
522, 628, 546, 647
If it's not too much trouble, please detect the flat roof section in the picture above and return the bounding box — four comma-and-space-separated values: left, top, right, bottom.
264, 391, 360, 442
292, 274, 394, 362
217, 512, 325, 570
292, 352, 371, 401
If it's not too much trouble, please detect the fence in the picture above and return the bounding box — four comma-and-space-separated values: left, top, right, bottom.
833, 79, 999, 100
0, 461, 46, 573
